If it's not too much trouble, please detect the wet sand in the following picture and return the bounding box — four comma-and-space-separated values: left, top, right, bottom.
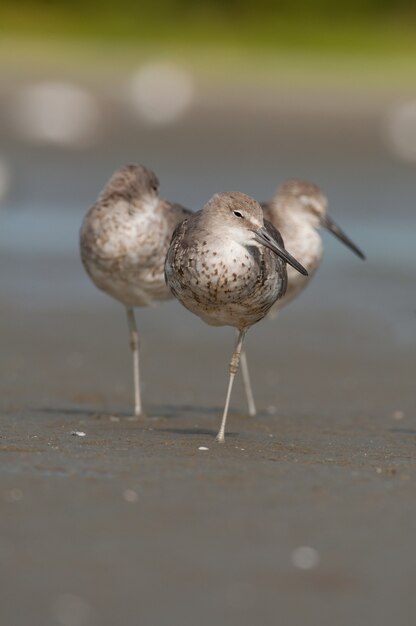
1, 250, 415, 626
1, 88, 416, 624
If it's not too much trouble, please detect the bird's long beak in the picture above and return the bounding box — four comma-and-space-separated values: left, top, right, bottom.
321, 215, 365, 260
254, 227, 308, 276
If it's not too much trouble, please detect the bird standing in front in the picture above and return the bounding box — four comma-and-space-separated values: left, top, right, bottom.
165, 191, 307, 442
80, 163, 191, 417
239, 179, 366, 417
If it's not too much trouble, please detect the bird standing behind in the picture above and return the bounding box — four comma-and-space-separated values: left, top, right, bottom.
165, 191, 307, 442
239, 179, 366, 417
80, 163, 191, 417
263, 180, 365, 310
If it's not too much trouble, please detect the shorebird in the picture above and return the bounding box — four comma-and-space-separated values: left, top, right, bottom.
239, 179, 365, 417
80, 163, 191, 417
165, 191, 307, 442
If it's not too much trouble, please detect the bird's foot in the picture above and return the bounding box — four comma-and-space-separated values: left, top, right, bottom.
126, 409, 148, 421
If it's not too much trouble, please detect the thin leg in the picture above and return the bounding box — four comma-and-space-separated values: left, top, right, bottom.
126, 307, 143, 417
216, 329, 247, 443
240, 347, 257, 417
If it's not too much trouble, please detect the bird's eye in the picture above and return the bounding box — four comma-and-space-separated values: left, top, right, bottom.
233, 210, 243, 218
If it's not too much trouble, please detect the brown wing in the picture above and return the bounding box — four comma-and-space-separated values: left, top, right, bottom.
164, 216, 190, 287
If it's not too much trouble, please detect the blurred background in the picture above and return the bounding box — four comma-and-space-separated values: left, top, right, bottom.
1, 4, 416, 626
0, 0, 415, 412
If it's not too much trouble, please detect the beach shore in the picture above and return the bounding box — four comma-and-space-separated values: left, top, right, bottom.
1, 85, 415, 625
1, 247, 415, 626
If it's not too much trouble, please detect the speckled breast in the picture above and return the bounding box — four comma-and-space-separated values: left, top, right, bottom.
80, 202, 173, 307
166, 238, 287, 329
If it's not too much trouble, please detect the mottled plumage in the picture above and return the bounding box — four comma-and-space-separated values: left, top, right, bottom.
165, 191, 307, 441
166, 206, 287, 329
80, 164, 190, 307
262, 179, 364, 311
239, 179, 365, 418
262, 180, 326, 308
80, 163, 191, 416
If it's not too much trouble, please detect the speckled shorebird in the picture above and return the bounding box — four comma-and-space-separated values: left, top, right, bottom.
239, 179, 366, 417
165, 191, 308, 442
80, 163, 191, 417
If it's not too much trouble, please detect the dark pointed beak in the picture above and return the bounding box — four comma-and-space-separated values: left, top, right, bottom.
321, 215, 365, 260
254, 227, 308, 276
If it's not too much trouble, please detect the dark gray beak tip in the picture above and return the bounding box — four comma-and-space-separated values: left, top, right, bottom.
286, 257, 308, 276
322, 215, 366, 261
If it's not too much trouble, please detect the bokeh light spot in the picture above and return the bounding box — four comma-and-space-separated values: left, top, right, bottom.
291, 546, 320, 570
128, 62, 194, 125
10, 81, 101, 148
385, 100, 416, 163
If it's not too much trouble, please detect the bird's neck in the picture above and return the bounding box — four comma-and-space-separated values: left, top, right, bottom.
273, 208, 323, 271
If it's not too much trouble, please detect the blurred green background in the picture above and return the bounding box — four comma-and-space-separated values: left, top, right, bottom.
2, 0, 416, 40
2, 0, 416, 88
